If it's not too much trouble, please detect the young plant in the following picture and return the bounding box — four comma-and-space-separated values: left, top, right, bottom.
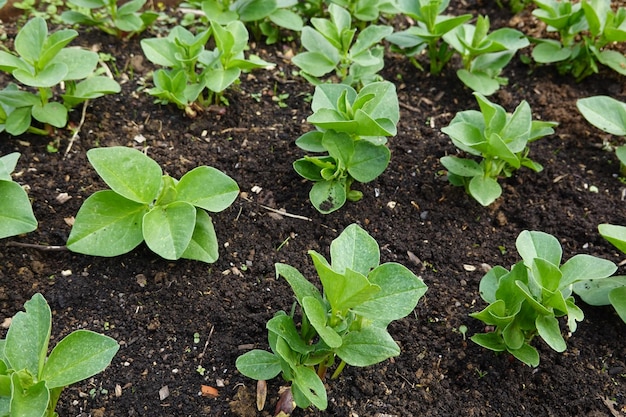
440, 93, 557, 206
61, 0, 159, 39
198, 0, 304, 45
386, 0, 471, 75
141, 21, 273, 113
236, 224, 427, 411
571, 224, 626, 324
328, 0, 400, 24
293, 80, 399, 213
66, 146, 239, 263
0, 17, 121, 136
471, 230, 617, 367
531, 0, 626, 81
0, 152, 37, 239
0, 293, 119, 417
576, 95, 626, 175
443, 15, 529, 95
291, 3, 393, 87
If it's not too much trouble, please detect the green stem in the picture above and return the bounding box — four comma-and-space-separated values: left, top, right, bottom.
331, 360, 347, 379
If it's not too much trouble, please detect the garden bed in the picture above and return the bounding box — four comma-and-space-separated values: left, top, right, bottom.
1, 2, 626, 416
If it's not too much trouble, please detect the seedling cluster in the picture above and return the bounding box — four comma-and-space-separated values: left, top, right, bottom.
1, 0, 626, 415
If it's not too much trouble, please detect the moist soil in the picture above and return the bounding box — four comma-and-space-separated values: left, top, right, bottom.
1, 3, 626, 417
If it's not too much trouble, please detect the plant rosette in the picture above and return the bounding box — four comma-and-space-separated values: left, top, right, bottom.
236, 224, 427, 411
470, 230, 617, 366
0, 293, 119, 417
66, 146, 239, 263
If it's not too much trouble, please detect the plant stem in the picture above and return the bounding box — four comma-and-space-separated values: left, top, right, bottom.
331, 360, 347, 379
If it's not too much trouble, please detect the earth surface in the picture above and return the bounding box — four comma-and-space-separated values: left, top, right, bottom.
1, 2, 626, 416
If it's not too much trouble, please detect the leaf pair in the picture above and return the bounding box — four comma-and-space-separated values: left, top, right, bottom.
441, 93, 557, 206
471, 230, 617, 366
141, 21, 273, 108
66, 146, 239, 263
293, 82, 398, 213
291, 3, 392, 87
0, 17, 121, 135
0, 293, 119, 417
236, 224, 427, 411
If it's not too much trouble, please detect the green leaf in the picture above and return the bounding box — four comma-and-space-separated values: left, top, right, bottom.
0, 181, 37, 239
295, 131, 325, 152
0, 152, 20, 180
336, 326, 400, 366
275, 263, 322, 306
516, 230, 562, 269
87, 147, 162, 204
599, 223, 626, 253
10, 374, 49, 417
42, 330, 119, 388
309, 179, 347, 214
440, 156, 483, 177
609, 287, 626, 324
309, 251, 380, 312
236, 0, 276, 21
142, 201, 196, 260
5, 293, 51, 379
470, 332, 506, 352
301, 296, 342, 348
535, 315, 566, 352
51, 48, 98, 81
468, 175, 501, 206
175, 166, 239, 212
292, 365, 328, 410
329, 223, 379, 275
560, 254, 617, 287
531, 40, 571, 63
508, 343, 539, 367
531, 257, 562, 293
312, 83, 357, 114
353, 263, 427, 326
577, 96, 626, 136
457, 69, 501, 96
269, 9, 303, 31
180, 209, 219, 263
14, 17, 48, 64
347, 141, 390, 183
66, 190, 147, 257
573, 275, 626, 306
31, 101, 67, 127
598, 50, 626, 76
62, 76, 121, 107
478, 265, 509, 303
266, 314, 313, 354
235, 350, 281, 380
13, 63, 68, 88
5, 106, 32, 136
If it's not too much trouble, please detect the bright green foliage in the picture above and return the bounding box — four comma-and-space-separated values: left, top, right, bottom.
531, 0, 626, 81
291, 3, 393, 87
440, 93, 557, 206
386, 0, 471, 75
293, 81, 399, 213
574, 224, 626, 324
0, 153, 37, 239
471, 230, 617, 367
61, 0, 159, 39
66, 146, 239, 263
328, 0, 400, 23
577, 95, 626, 174
236, 224, 427, 411
0, 293, 119, 417
196, 0, 303, 45
443, 15, 529, 95
141, 22, 273, 111
0, 17, 121, 136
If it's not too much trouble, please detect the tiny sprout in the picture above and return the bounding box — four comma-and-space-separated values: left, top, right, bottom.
458, 325, 468, 340
196, 365, 206, 376
193, 332, 200, 344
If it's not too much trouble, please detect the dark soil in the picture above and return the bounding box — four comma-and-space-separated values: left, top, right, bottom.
1, 3, 626, 417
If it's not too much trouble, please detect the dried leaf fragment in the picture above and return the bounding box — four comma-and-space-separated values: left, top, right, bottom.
256, 380, 267, 411
201, 385, 219, 398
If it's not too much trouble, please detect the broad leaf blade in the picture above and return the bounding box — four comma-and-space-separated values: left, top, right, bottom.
42, 330, 119, 388
0, 181, 37, 239
176, 166, 239, 212
143, 201, 196, 260
330, 223, 379, 275
235, 350, 281, 380
336, 326, 400, 366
